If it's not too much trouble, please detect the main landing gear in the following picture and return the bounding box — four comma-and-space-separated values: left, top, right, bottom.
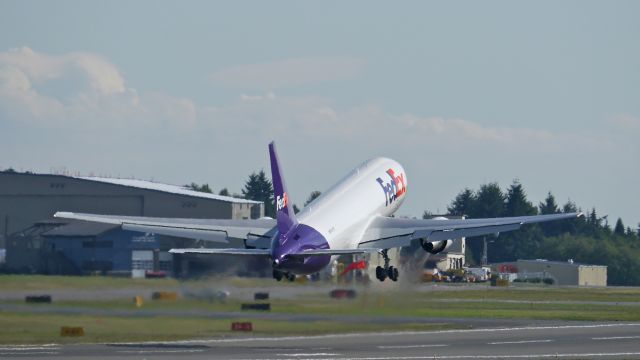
273, 269, 296, 282
375, 249, 399, 282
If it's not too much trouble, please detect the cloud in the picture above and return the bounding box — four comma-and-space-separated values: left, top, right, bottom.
0, 47, 607, 156
0, 47, 195, 128
204, 94, 604, 153
211, 56, 366, 90
0, 46, 125, 95
610, 113, 640, 132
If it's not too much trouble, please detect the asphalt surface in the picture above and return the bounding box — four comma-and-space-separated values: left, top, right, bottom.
2, 322, 640, 359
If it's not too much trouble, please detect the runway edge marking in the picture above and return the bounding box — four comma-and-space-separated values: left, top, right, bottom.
104, 323, 640, 346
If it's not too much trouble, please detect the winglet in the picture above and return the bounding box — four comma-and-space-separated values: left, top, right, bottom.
269, 142, 297, 234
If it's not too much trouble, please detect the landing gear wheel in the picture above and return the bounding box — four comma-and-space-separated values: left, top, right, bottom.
273, 269, 283, 281
387, 266, 399, 282
286, 272, 296, 282
375, 266, 387, 282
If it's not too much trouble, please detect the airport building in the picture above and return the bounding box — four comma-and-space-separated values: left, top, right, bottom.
0, 171, 264, 275
493, 259, 607, 286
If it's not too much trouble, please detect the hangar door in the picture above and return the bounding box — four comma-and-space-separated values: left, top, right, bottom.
132, 250, 154, 270
131, 250, 172, 277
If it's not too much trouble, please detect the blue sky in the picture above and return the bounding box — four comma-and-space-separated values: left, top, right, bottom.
1, 1, 638, 227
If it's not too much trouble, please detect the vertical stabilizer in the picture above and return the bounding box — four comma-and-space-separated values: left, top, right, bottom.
269, 142, 297, 234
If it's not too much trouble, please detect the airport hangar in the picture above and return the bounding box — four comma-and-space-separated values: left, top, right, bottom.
0, 171, 265, 277
493, 259, 607, 287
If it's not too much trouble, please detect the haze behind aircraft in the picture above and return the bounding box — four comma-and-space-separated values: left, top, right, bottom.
56, 142, 581, 282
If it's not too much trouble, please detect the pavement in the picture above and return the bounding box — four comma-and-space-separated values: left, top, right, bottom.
2, 322, 640, 359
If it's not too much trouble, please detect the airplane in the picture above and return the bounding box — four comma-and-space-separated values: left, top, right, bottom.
55, 142, 581, 282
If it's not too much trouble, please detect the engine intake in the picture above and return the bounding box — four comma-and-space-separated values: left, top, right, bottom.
420, 239, 453, 254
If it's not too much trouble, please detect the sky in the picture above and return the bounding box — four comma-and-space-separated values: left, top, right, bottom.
0, 1, 638, 227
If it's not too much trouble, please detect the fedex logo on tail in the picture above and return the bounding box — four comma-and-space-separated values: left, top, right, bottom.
276, 192, 289, 211
376, 169, 406, 206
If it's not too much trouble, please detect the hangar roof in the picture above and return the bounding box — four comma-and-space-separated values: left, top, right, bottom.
517, 259, 607, 268
77, 177, 262, 204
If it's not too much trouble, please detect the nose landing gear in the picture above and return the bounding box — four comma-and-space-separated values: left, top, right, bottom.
375, 249, 399, 282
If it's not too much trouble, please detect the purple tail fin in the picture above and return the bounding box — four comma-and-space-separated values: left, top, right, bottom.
269, 142, 297, 234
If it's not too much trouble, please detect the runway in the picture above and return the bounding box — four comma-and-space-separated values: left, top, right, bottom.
2, 322, 640, 359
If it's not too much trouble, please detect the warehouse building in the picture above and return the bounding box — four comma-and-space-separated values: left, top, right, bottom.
0, 171, 264, 274
493, 259, 607, 286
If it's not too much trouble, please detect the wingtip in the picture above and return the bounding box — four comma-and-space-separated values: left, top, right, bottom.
576, 212, 585, 218
53, 211, 72, 218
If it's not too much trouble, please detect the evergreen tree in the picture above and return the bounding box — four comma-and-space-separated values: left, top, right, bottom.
185, 183, 212, 193
304, 191, 322, 207
494, 180, 540, 262
626, 227, 635, 238
293, 204, 300, 214
559, 199, 583, 235
242, 170, 275, 217
504, 180, 537, 216
589, 208, 599, 227
218, 188, 230, 196
539, 192, 561, 236
465, 183, 504, 263
447, 188, 476, 217
562, 200, 578, 213
614, 218, 625, 236
422, 210, 433, 219
539, 192, 559, 215
471, 182, 504, 218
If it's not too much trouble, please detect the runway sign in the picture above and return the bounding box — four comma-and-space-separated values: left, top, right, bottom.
241, 303, 271, 311
152, 291, 177, 300
60, 327, 84, 337
231, 322, 253, 331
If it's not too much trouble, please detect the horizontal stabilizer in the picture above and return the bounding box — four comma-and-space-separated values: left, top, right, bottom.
168, 248, 377, 257
54, 211, 276, 242
169, 248, 271, 255
289, 249, 376, 257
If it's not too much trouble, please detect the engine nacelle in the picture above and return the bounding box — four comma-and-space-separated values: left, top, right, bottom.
419, 216, 453, 254
420, 239, 453, 254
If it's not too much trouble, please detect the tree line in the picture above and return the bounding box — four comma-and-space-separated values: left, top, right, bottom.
187, 170, 322, 218
442, 180, 640, 285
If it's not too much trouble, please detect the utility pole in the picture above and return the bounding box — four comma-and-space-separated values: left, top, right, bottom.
481, 236, 487, 266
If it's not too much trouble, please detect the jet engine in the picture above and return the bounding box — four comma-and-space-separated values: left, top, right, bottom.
420, 239, 453, 254
420, 216, 452, 254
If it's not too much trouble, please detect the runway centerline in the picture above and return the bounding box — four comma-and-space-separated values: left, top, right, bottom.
488, 339, 554, 345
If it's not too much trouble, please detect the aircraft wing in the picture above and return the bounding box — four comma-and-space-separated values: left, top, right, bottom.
54, 211, 276, 243
357, 212, 582, 250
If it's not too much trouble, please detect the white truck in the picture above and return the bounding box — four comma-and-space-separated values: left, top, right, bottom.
465, 267, 492, 282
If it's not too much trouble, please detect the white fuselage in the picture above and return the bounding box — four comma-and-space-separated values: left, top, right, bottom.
296, 157, 407, 250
